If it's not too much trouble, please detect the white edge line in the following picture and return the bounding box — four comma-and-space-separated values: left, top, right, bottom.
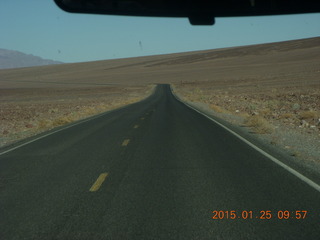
170, 86, 320, 193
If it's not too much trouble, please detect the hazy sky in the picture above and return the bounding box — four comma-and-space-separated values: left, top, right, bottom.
1, 1, 319, 63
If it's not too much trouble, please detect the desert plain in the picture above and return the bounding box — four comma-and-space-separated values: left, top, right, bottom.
0, 37, 319, 168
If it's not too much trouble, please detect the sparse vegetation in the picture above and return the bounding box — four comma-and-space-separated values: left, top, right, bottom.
259, 108, 272, 117
299, 110, 318, 120
244, 115, 274, 134
266, 100, 281, 109
174, 83, 320, 132
209, 104, 225, 113
173, 79, 320, 166
0, 85, 154, 147
279, 113, 295, 119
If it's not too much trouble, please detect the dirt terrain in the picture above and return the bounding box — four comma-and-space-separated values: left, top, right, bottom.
0, 86, 153, 147
0, 37, 319, 166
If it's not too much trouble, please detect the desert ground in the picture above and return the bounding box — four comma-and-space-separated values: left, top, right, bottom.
0, 37, 319, 166
0, 86, 154, 147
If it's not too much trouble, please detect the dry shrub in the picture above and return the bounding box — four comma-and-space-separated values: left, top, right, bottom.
52, 116, 75, 127
127, 97, 140, 104
210, 104, 225, 113
194, 88, 203, 94
239, 112, 250, 118
244, 115, 274, 134
48, 108, 59, 114
299, 111, 318, 120
259, 108, 272, 116
37, 119, 51, 129
83, 107, 96, 115
265, 100, 280, 109
279, 113, 294, 119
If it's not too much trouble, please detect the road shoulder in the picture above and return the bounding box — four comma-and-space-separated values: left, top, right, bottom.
171, 86, 320, 189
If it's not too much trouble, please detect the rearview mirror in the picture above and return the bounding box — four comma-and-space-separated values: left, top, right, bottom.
54, 0, 320, 25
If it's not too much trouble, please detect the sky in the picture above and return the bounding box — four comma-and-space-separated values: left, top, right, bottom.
1, 1, 319, 63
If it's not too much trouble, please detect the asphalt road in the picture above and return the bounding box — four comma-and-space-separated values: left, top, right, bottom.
0, 84, 319, 239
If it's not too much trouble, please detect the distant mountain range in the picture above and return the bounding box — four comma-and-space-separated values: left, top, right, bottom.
0, 49, 63, 69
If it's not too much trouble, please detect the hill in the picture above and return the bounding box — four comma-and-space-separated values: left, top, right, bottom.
0, 49, 63, 69
0, 37, 318, 88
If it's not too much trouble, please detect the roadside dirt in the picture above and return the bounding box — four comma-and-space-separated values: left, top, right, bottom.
0, 85, 154, 147
172, 83, 320, 165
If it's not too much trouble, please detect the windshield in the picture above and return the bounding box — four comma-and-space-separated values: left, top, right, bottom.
0, 1, 319, 239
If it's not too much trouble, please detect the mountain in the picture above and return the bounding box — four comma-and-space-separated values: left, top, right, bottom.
0, 49, 63, 69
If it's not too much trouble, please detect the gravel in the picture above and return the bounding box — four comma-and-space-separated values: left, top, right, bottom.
180, 99, 320, 178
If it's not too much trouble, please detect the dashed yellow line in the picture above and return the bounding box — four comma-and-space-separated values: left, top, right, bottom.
122, 139, 130, 146
89, 173, 108, 192
134, 125, 139, 129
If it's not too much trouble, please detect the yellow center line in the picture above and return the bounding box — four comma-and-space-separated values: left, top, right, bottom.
89, 173, 108, 192
140, 117, 144, 120
122, 139, 130, 146
134, 125, 139, 129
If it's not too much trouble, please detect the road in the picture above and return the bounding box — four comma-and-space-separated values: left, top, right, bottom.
0, 84, 319, 239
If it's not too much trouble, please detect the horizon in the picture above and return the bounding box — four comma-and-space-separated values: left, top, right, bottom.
1, 1, 320, 63
2, 36, 319, 66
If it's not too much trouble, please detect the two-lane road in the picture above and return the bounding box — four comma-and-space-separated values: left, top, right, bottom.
1, 84, 319, 239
